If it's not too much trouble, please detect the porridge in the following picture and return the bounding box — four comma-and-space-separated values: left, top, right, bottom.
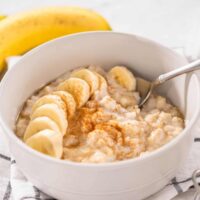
15, 66, 184, 163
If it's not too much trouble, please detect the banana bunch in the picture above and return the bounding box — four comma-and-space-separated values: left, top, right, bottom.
24, 66, 136, 158
0, 7, 111, 72
24, 69, 107, 158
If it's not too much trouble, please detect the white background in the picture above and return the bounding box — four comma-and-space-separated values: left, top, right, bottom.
0, 0, 200, 49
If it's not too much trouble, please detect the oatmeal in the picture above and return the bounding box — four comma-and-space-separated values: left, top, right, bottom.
15, 66, 184, 163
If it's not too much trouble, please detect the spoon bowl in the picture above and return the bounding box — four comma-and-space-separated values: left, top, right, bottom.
137, 59, 200, 107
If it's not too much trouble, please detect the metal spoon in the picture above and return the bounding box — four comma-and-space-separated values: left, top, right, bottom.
137, 59, 200, 108
171, 169, 200, 200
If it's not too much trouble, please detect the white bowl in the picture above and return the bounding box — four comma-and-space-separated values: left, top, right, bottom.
0, 32, 200, 200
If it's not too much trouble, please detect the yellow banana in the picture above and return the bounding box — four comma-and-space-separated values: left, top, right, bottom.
0, 15, 6, 21
0, 7, 111, 72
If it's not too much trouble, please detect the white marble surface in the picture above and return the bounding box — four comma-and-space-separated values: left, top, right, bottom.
0, 0, 200, 49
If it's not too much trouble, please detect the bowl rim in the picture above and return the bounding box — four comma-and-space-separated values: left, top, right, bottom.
0, 31, 199, 168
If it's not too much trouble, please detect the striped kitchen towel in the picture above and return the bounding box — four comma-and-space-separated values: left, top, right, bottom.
0, 54, 200, 200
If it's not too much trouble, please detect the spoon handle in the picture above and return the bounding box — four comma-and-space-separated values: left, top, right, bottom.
156, 59, 200, 84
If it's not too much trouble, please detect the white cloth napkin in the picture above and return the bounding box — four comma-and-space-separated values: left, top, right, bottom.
0, 53, 200, 200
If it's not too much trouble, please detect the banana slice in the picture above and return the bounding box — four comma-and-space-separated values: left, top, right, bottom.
31, 104, 68, 136
109, 66, 136, 91
32, 94, 66, 113
57, 77, 90, 108
24, 116, 60, 141
53, 91, 76, 119
71, 69, 99, 94
94, 72, 108, 92
26, 129, 63, 158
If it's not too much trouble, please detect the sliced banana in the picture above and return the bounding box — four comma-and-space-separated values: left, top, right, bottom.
57, 77, 90, 108
25, 129, 63, 158
32, 94, 66, 113
31, 104, 68, 136
24, 116, 61, 141
94, 72, 108, 92
53, 91, 76, 119
71, 69, 99, 94
109, 66, 136, 91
